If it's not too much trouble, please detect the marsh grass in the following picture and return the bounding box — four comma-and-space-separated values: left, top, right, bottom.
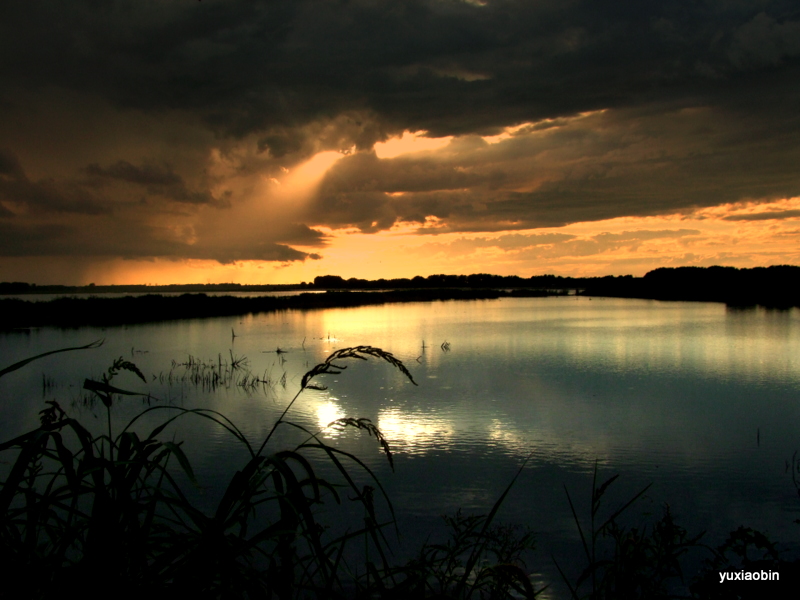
554, 463, 710, 600
0, 343, 409, 598
550, 463, 800, 599
0, 342, 544, 600
156, 352, 280, 394
399, 510, 538, 599
41, 373, 56, 395
374, 456, 542, 600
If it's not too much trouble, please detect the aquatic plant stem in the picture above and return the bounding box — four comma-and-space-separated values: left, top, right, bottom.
0, 339, 103, 378
107, 403, 113, 464
256, 387, 304, 458
256, 346, 416, 459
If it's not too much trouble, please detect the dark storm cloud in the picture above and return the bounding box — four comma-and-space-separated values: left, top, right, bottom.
723, 209, 800, 221
309, 101, 800, 232
2, 0, 800, 263
0, 150, 25, 179
0, 150, 109, 215
274, 223, 328, 246
311, 151, 492, 227
0, 217, 318, 263
84, 160, 217, 205
84, 161, 183, 187
0, 146, 322, 263
191, 242, 318, 264
726, 12, 800, 69
0, 222, 75, 256
4, 0, 800, 139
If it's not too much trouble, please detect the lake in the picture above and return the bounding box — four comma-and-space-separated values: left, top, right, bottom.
2, 295, 800, 597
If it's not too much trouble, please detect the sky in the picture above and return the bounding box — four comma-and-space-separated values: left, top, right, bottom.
2, 0, 800, 285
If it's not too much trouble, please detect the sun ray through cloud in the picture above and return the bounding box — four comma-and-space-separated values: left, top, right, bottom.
0, 1, 799, 283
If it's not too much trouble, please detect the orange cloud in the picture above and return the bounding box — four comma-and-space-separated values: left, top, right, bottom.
374, 131, 454, 159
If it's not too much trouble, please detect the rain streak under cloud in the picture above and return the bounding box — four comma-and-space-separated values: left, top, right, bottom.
2, 0, 800, 284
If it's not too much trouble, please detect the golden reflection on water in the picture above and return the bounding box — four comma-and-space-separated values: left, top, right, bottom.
377, 407, 454, 454
316, 399, 345, 435
299, 299, 800, 382
560, 306, 800, 381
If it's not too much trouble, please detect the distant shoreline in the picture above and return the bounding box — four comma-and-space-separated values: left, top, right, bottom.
0, 273, 583, 296
0, 288, 564, 329
579, 265, 800, 308
2, 266, 798, 329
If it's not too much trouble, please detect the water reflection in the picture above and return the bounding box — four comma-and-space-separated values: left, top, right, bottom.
2, 297, 800, 599
377, 407, 455, 454
316, 399, 345, 434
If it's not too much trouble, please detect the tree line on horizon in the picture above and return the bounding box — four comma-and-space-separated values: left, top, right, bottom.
1, 265, 798, 307
583, 265, 800, 307
0, 273, 604, 295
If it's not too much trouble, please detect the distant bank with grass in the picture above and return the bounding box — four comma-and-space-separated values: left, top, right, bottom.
0, 288, 565, 329
2, 266, 799, 330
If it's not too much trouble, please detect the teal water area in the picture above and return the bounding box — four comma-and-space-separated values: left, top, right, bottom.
2, 296, 799, 597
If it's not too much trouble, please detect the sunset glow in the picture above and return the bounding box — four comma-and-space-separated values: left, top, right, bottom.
1, 193, 797, 286
374, 131, 454, 159
2, 2, 799, 285
282, 151, 347, 194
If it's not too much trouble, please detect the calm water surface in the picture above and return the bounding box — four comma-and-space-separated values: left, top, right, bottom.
2, 296, 800, 597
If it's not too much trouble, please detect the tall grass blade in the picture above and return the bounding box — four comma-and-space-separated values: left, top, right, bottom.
564, 485, 591, 565
299, 442, 397, 532
162, 441, 198, 486
0, 339, 103, 379
457, 452, 533, 599
552, 556, 582, 600
597, 482, 652, 534
83, 378, 148, 397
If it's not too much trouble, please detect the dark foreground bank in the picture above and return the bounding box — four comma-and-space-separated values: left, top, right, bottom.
0, 288, 561, 329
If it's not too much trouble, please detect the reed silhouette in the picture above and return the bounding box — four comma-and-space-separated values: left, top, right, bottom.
0, 343, 542, 599
4, 343, 800, 599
